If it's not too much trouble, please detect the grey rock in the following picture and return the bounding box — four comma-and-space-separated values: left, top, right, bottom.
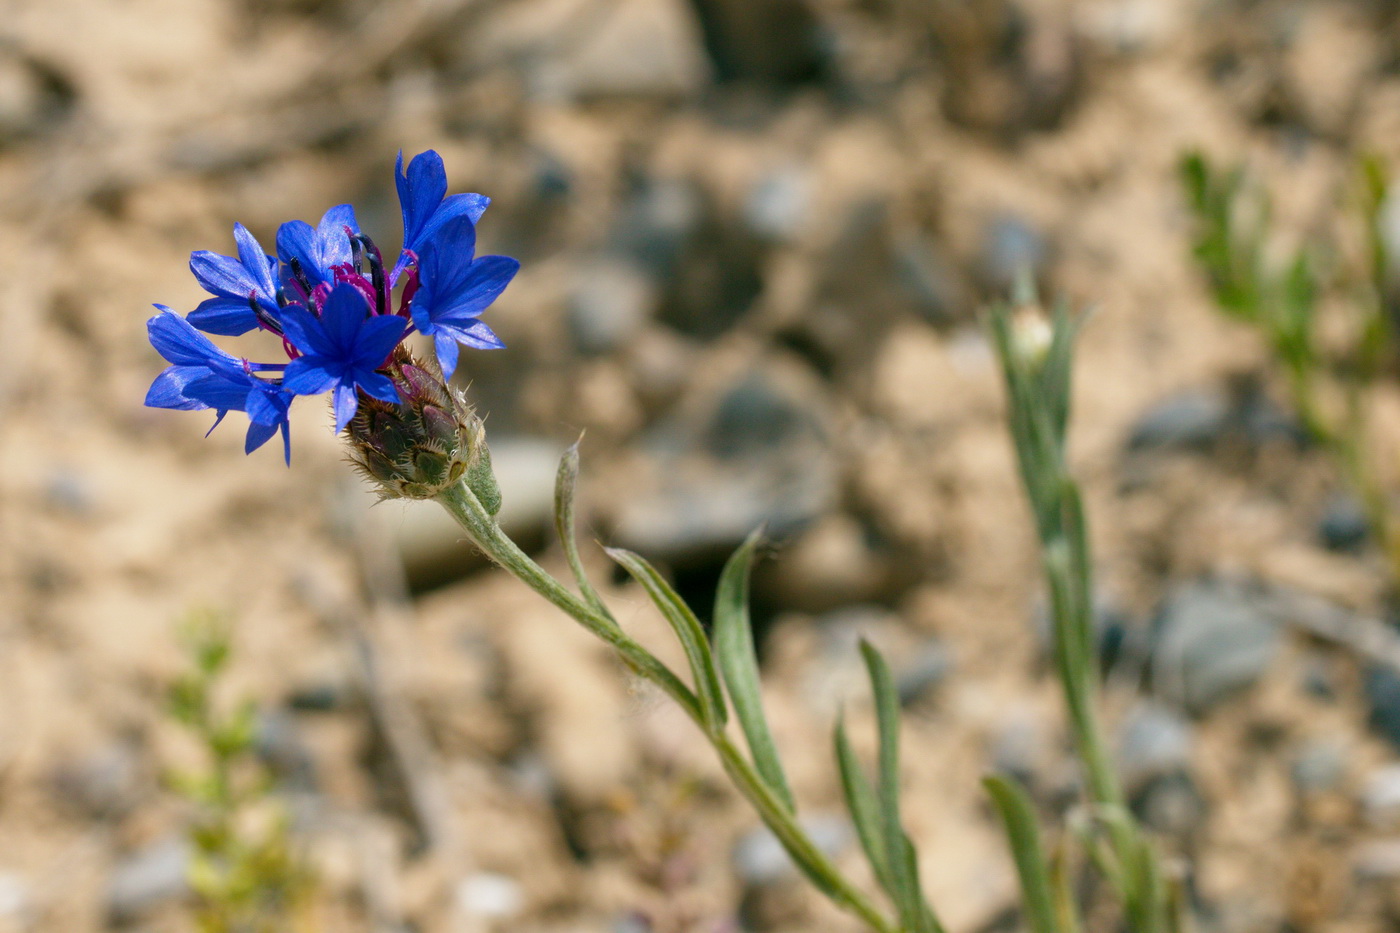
990, 716, 1046, 789
537, 0, 710, 100
1151, 580, 1280, 713
567, 258, 656, 355
1318, 495, 1369, 553
616, 371, 834, 563
1130, 771, 1206, 836
44, 468, 95, 516
0, 872, 29, 921
732, 815, 851, 886
255, 711, 318, 791
1365, 665, 1400, 750
1356, 839, 1400, 880
50, 740, 144, 819
1117, 703, 1193, 790
612, 178, 703, 279
1363, 765, 1400, 828
687, 0, 829, 84
895, 640, 953, 707
106, 837, 190, 922
744, 166, 811, 241
1291, 740, 1346, 794
456, 873, 524, 918
980, 212, 1048, 292
1127, 391, 1230, 452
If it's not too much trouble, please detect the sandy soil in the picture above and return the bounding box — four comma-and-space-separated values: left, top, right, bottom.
6, 0, 1400, 930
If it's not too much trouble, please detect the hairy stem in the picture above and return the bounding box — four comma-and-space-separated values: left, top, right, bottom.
435, 481, 902, 933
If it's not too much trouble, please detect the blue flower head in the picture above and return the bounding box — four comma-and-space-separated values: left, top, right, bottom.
144, 150, 515, 464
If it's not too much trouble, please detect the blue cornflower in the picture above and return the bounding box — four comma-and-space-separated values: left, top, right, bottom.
144, 308, 294, 461
396, 150, 490, 258
410, 215, 518, 381
280, 284, 407, 433
146, 149, 515, 465
187, 223, 282, 336
276, 204, 360, 291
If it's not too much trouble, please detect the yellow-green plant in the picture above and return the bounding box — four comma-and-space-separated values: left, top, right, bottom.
167, 615, 313, 933
1182, 151, 1397, 575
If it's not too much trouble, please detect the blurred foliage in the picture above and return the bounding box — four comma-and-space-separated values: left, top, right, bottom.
1182, 150, 1399, 580
168, 613, 314, 933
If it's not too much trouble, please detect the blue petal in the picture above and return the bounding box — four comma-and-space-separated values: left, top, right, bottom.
189, 249, 261, 300
187, 296, 261, 336
333, 383, 359, 434
244, 419, 278, 456
353, 314, 408, 368
356, 369, 400, 405
417, 192, 491, 248
247, 385, 292, 425
147, 308, 241, 371
397, 150, 448, 251
318, 284, 373, 353
317, 203, 359, 262
276, 220, 320, 278
146, 365, 212, 410
283, 357, 340, 396
427, 255, 518, 328
279, 305, 334, 359
434, 331, 461, 382
185, 371, 257, 411
233, 223, 278, 300
446, 318, 506, 350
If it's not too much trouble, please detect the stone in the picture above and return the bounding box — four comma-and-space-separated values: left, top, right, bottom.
744, 166, 811, 242
732, 815, 850, 886
50, 740, 144, 819
541, 0, 710, 100
1127, 391, 1230, 453
0, 872, 30, 921
1364, 665, 1400, 750
566, 258, 656, 355
106, 837, 190, 922
1117, 703, 1193, 791
1291, 740, 1346, 794
615, 369, 834, 564
1130, 771, 1206, 837
979, 212, 1048, 293
1318, 495, 1369, 553
1362, 765, 1400, 828
456, 873, 524, 919
895, 640, 953, 707
255, 711, 318, 792
1150, 580, 1280, 714
687, 0, 829, 84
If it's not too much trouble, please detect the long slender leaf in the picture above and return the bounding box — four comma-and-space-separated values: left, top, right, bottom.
834, 713, 895, 895
984, 774, 1061, 933
606, 548, 728, 731
860, 640, 920, 927
897, 833, 945, 933
713, 532, 794, 811
553, 442, 615, 625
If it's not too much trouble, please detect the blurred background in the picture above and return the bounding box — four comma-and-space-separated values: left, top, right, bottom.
7, 0, 1400, 929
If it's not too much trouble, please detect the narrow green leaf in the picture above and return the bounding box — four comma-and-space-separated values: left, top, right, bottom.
606, 547, 728, 731
713, 531, 795, 811
861, 640, 919, 926
553, 442, 616, 626
834, 713, 894, 895
984, 774, 1061, 933
897, 833, 946, 933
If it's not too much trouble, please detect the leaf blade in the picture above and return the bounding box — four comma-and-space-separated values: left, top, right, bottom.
713, 531, 795, 811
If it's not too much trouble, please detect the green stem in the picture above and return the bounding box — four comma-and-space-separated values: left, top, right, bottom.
435, 481, 902, 933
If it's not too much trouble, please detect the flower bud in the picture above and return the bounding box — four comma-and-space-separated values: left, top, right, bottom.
345, 347, 498, 508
